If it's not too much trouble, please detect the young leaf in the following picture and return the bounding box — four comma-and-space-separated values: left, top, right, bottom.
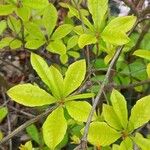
147, 63, 150, 78
26, 124, 40, 144
51, 24, 73, 40
102, 16, 136, 45
49, 65, 64, 98
119, 137, 133, 150
65, 101, 96, 122
43, 107, 67, 149
60, 54, 68, 64
78, 34, 97, 48
43, 4, 57, 36
25, 22, 45, 40
88, 122, 121, 147
0, 20, 7, 35
16, 6, 30, 21
132, 133, 150, 150
110, 89, 128, 129
0, 37, 13, 49
133, 49, 150, 61
23, 0, 49, 9
9, 39, 22, 49
0, 107, 8, 123
31, 53, 62, 98
0, 5, 15, 16
63, 60, 86, 97
88, 0, 108, 31
46, 40, 66, 55
103, 104, 123, 130
67, 35, 79, 50
65, 93, 94, 101
128, 95, 150, 131
25, 39, 45, 49
7, 84, 56, 106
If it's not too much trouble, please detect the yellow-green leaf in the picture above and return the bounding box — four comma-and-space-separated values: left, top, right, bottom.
110, 89, 128, 129
7, 84, 56, 106
46, 40, 66, 55
132, 133, 150, 150
0, 37, 13, 49
9, 39, 22, 49
43, 4, 57, 36
65, 93, 94, 101
103, 104, 123, 130
128, 95, 150, 131
65, 101, 96, 122
119, 137, 133, 150
78, 34, 97, 48
31, 53, 62, 98
43, 107, 67, 149
133, 49, 150, 61
16, 6, 30, 21
63, 60, 86, 97
0, 20, 7, 35
88, 122, 121, 147
0, 107, 8, 123
51, 24, 73, 40
0, 5, 15, 16
88, 0, 108, 31
23, 0, 49, 9
25, 39, 45, 49
147, 63, 150, 78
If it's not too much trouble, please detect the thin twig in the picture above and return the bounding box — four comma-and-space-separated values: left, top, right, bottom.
0, 104, 59, 145
1, 87, 12, 150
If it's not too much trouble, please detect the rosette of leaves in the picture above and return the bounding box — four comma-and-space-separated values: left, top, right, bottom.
7, 53, 95, 149
87, 89, 150, 149
60, 0, 136, 64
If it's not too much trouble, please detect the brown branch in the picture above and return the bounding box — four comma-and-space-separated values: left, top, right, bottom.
0, 104, 59, 146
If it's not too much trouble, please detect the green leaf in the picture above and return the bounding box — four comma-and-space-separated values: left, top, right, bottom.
25, 22, 45, 40
102, 16, 136, 45
49, 65, 64, 98
102, 31, 130, 45
0, 107, 8, 123
0, 4, 15, 16
0, 20, 7, 35
7, 16, 21, 33
23, 0, 49, 9
7, 84, 56, 106
25, 39, 45, 49
51, 24, 73, 40
128, 95, 150, 131
112, 144, 120, 150
63, 60, 86, 97
26, 124, 40, 144
67, 35, 79, 50
65, 101, 96, 122
43, 4, 57, 36
147, 63, 150, 78
88, 0, 108, 31
88, 122, 121, 147
43, 107, 67, 149
9, 39, 22, 49
119, 137, 133, 150
16, 6, 30, 21
132, 133, 150, 150
31, 53, 62, 98
68, 51, 80, 59
0, 37, 13, 49
103, 104, 123, 130
60, 54, 68, 64
78, 34, 97, 48
110, 89, 128, 129
133, 49, 150, 61
46, 40, 66, 55
65, 93, 94, 101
